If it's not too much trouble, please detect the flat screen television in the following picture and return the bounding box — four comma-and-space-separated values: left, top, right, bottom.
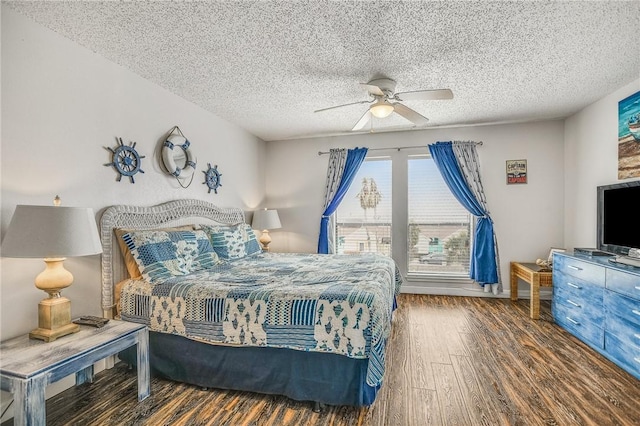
597, 180, 640, 256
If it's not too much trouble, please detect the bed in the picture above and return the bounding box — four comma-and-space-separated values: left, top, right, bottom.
100, 199, 402, 407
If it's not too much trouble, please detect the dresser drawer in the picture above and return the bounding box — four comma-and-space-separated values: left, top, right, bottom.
605, 315, 640, 348
604, 332, 640, 380
554, 255, 605, 285
553, 303, 604, 349
605, 290, 640, 328
554, 284, 604, 324
606, 268, 640, 300
553, 270, 604, 301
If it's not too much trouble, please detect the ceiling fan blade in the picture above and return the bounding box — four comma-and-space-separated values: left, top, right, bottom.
359, 83, 384, 96
393, 103, 429, 126
352, 110, 372, 131
395, 88, 453, 101
314, 100, 372, 113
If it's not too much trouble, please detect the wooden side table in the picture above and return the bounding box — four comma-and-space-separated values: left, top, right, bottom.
0, 319, 149, 426
510, 261, 553, 319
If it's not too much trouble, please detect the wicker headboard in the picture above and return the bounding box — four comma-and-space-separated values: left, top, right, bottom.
99, 199, 245, 318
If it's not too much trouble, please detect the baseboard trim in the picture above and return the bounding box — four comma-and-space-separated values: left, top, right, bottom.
400, 285, 552, 300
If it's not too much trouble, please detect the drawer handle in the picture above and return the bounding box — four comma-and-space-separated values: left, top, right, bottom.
635, 286, 640, 291
568, 265, 582, 271
634, 333, 640, 340
633, 310, 640, 317
567, 282, 582, 289
635, 357, 640, 365
567, 300, 581, 308
566, 317, 580, 325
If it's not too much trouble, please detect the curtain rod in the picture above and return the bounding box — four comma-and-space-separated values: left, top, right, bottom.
317, 141, 482, 156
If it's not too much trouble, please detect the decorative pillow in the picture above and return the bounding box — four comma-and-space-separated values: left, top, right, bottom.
121, 229, 219, 282
114, 225, 195, 278
201, 223, 262, 260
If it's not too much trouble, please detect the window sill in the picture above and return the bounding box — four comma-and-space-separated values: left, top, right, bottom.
405, 273, 473, 285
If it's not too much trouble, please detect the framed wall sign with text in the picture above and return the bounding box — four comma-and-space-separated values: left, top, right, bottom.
506, 159, 527, 184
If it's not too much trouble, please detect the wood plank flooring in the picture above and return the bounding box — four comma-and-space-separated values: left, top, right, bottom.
3, 294, 639, 425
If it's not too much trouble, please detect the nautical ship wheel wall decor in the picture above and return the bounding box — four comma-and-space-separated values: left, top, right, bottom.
104, 137, 145, 183
203, 163, 222, 194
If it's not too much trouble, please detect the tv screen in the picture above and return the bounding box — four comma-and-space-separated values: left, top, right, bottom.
597, 181, 640, 256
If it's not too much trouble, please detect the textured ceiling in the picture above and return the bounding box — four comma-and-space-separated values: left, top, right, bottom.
5, 1, 640, 142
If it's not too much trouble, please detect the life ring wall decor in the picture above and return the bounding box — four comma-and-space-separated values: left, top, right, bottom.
162, 126, 196, 188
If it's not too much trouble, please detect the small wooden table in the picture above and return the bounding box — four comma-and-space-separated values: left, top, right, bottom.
510, 261, 553, 319
0, 319, 149, 426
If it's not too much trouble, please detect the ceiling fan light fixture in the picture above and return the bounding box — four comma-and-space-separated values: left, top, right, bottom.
369, 101, 394, 118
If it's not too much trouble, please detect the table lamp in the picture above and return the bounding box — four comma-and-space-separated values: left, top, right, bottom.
1, 201, 102, 342
251, 209, 281, 251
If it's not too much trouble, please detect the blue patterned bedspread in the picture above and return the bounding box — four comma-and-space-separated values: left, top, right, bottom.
119, 252, 402, 386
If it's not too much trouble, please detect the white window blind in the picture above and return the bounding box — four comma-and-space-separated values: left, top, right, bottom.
334, 153, 471, 279
407, 156, 471, 275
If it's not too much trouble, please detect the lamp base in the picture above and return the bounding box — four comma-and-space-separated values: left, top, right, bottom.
29, 296, 80, 342
259, 230, 272, 252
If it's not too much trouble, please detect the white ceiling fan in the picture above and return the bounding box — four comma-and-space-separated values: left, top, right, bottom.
314, 78, 453, 131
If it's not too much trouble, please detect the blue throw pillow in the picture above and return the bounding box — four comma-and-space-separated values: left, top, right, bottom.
122, 229, 220, 282
201, 223, 262, 260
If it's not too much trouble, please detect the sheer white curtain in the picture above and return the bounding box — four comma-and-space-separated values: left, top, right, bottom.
452, 141, 502, 294
320, 149, 347, 254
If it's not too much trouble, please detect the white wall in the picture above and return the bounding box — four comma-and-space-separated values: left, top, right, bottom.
0, 6, 266, 416
564, 78, 640, 250
265, 120, 566, 295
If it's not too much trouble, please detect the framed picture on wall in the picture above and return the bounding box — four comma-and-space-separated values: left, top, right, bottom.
618, 91, 640, 179
506, 159, 527, 184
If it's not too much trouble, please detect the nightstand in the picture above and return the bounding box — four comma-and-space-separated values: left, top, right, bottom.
0, 319, 149, 425
510, 261, 553, 319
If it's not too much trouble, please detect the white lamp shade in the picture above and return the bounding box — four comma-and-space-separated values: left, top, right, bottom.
251, 209, 282, 231
1, 205, 103, 258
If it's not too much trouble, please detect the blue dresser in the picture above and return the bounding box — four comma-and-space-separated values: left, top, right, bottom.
552, 252, 640, 380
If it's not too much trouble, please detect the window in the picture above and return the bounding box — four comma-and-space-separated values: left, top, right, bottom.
408, 156, 471, 275
335, 158, 392, 256
335, 152, 471, 279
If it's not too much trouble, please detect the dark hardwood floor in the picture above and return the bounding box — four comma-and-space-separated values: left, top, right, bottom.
4, 294, 639, 425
